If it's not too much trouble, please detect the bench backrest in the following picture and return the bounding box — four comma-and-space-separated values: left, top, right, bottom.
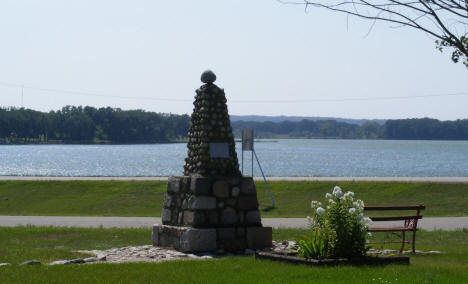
364, 205, 425, 228
364, 205, 425, 211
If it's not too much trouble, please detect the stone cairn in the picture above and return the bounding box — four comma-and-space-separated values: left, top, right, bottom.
152, 70, 272, 253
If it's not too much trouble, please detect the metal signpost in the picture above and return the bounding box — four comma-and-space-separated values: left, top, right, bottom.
241, 129, 275, 207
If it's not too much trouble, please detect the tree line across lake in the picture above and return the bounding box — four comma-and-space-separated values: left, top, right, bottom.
1, 106, 468, 143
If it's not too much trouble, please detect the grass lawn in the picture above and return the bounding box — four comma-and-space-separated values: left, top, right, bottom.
0, 226, 467, 283
0, 180, 467, 217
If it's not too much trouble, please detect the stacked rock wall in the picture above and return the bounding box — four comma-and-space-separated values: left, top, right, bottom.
156, 176, 270, 252
183, 83, 240, 176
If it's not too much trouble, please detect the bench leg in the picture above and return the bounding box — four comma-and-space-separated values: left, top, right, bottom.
399, 231, 406, 253
412, 230, 417, 253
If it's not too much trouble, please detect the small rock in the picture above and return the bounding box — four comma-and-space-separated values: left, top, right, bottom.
20, 260, 41, 266
0, 263, 11, 266
83, 257, 98, 263
69, 258, 85, 264
49, 260, 70, 266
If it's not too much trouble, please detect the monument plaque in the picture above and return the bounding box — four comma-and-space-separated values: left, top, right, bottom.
209, 143, 230, 158
152, 70, 272, 253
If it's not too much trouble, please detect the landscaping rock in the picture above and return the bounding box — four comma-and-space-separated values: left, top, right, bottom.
69, 258, 85, 264
49, 260, 71, 265
20, 260, 41, 266
83, 257, 99, 263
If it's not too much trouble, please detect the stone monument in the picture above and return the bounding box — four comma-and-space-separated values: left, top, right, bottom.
152, 70, 272, 253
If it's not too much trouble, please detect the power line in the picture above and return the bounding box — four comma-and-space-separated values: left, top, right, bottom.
230, 92, 468, 103
0, 81, 190, 102
1, 80, 467, 104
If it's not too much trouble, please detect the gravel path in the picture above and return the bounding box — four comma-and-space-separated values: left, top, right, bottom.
0, 216, 467, 231
1, 176, 468, 182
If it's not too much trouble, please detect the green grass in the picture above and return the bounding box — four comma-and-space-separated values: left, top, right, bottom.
0, 180, 467, 217
0, 226, 467, 283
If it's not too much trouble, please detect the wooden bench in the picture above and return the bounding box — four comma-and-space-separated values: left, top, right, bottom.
364, 205, 425, 253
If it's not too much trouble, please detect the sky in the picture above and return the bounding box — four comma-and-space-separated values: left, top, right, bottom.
0, 0, 467, 120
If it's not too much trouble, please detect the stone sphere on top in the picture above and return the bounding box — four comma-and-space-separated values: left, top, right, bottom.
201, 70, 216, 84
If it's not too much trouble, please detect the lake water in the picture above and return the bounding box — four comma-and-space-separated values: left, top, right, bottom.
1, 139, 467, 177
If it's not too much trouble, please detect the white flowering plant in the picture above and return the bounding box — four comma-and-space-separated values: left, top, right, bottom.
301, 186, 372, 259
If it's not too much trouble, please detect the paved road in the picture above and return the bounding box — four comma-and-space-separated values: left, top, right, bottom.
1, 176, 468, 182
1, 216, 467, 231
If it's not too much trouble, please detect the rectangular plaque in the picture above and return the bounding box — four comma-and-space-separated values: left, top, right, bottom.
242, 129, 254, 151
209, 143, 230, 158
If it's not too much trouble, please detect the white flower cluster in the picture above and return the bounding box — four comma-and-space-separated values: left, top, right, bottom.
316, 207, 326, 216
353, 199, 365, 210
332, 186, 343, 198
361, 216, 372, 226
308, 186, 372, 228
311, 200, 322, 209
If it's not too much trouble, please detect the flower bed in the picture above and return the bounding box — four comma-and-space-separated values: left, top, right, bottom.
272, 186, 411, 266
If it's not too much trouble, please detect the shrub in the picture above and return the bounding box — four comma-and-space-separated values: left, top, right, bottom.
301, 186, 372, 259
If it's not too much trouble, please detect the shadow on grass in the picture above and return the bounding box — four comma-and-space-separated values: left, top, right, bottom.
261, 206, 276, 212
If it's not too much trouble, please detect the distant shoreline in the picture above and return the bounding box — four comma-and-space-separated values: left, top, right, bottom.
4, 137, 468, 145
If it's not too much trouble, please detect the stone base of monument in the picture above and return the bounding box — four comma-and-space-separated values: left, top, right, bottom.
152, 176, 272, 253
152, 225, 272, 253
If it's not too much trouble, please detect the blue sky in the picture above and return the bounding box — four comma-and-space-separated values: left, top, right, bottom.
0, 0, 467, 120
